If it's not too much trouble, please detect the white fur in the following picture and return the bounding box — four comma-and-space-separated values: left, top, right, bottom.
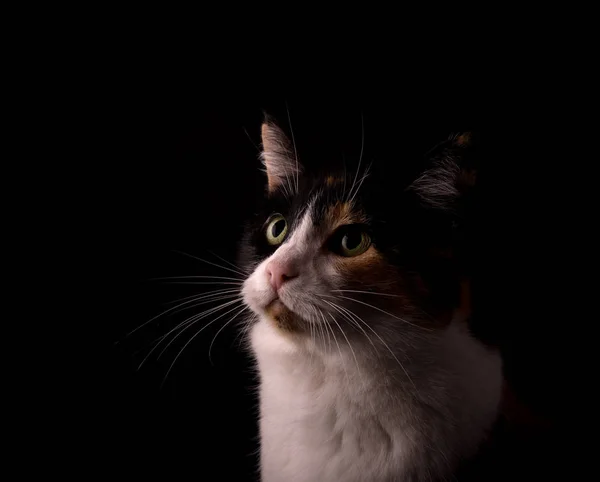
252, 320, 501, 482
243, 203, 342, 326
243, 207, 503, 482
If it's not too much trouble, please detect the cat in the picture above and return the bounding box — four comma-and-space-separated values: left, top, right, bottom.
240, 118, 503, 482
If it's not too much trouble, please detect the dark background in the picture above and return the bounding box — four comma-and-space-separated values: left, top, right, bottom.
83, 88, 571, 479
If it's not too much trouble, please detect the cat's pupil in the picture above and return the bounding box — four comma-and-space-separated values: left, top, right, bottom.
344, 231, 362, 249
272, 220, 285, 238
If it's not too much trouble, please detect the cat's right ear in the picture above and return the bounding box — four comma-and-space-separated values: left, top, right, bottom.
260, 118, 301, 195
408, 132, 476, 210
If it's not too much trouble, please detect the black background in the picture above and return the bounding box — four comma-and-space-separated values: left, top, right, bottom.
80, 81, 572, 480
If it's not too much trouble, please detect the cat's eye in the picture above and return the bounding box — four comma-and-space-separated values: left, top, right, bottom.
330, 225, 371, 257
265, 214, 288, 245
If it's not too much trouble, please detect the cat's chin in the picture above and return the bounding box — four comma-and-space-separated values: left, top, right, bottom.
264, 299, 303, 333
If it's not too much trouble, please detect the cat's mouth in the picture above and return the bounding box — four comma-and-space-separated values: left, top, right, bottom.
264, 298, 301, 332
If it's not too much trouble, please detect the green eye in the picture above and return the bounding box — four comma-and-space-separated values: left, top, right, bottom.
265, 214, 288, 245
339, 228, 371, 257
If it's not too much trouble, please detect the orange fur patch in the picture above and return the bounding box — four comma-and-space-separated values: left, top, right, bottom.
325, 176, 338, 187
322, 200, 456, 330
455, 132, 472, 147
335, 247, 401, 294
265, 300, 302, 333
325, 202, 367, 232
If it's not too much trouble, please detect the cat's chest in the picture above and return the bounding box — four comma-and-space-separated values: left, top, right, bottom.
252, 321, 411, 481
258, 374, 409, 482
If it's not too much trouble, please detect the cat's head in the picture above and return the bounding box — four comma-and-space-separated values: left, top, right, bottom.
241, 117, 476, 346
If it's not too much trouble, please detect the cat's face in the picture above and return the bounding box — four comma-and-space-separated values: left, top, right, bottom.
241, 121, 474, 343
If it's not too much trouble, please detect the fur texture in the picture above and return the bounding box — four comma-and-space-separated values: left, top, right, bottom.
240, 119, 502, 481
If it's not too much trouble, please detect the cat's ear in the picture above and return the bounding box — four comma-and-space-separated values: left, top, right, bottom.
408, 132, 476, 209
260, 118, 301, 194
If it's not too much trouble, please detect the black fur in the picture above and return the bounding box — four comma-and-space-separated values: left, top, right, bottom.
238, 120, 477, 318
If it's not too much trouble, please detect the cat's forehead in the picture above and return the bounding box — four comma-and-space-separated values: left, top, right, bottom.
282, 175, 369, 234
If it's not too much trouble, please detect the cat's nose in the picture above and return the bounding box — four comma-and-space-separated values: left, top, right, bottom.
266, 260, 299, 291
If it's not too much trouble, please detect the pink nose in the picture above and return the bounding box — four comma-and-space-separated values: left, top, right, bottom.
266, 260, 299, 291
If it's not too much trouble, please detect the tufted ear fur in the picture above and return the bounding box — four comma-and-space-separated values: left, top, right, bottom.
409, 132, 476, 209
260, 118, 302, 195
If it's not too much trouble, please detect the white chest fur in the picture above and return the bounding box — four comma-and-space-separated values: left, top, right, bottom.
251, 319, 502, 482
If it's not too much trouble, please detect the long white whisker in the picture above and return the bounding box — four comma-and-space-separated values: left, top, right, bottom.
208, 305, 249, 364
163, 289, 241, 306
323, 299, 376, 351
231, 314, 256, 350
151, 275, 244, 283
348, 162, 372, 206
327, 312, 362, 378
161, 301, 245, 387
285, 173, 294, 199
163, 293, 243, 319
242, 126, 260, 152
347, 113, 365, 203
208, 250, 250, 275
329, 299, 419, 393
121, 289, 241, 340
152, 294, 243, 346
308, 317, 315, 363
318, 308, 348, 384
138, 298, 242, 369
285, 101, 299, 194
172, 250, 248, 277
156, 299, 243, 361
325, 295, 431, 331
159, 281, 243, 286
327, 310, 376, 409
317, 309, 331, 352
331, 289, 400, 297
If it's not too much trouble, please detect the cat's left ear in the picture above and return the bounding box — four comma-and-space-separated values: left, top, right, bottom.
408, 132, 477, 209
260, 118, 302, 194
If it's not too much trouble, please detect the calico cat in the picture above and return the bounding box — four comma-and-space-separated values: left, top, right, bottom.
240, 118, 503, 482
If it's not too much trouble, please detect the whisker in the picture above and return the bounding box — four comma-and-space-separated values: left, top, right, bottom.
208, 250, 250, 275
159, 281, 243, 286
119, 288, 241, 341
347, 113, 365, 203
138, 297, 243, 369
322, 299, 376, 351
150, 275, 244, 283
327, 312, 362, 378
163, 289, 241, 306
134, 292, 242, 357
317, 309, 331, 352
325, 295, 431, 331
242, 126, 260, 152
156, 299, 243, 361
318, 308, 348, 384
161, 300, 245, 388
230, 314, 256, 350
329, 300, 419, 393
348, 162, 372, 206
281, 157, 294, 199
208, 305, 249, 364
327, 310, 376, 408
331, 289, 400, 298
172, 250, 248, 277
167, 293, 243, 316
307, 316, 315, 362
285, 101, 299, 194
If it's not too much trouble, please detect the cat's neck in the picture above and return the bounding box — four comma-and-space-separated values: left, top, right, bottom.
251, 317, 503, 482
251, 316, 502, 404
